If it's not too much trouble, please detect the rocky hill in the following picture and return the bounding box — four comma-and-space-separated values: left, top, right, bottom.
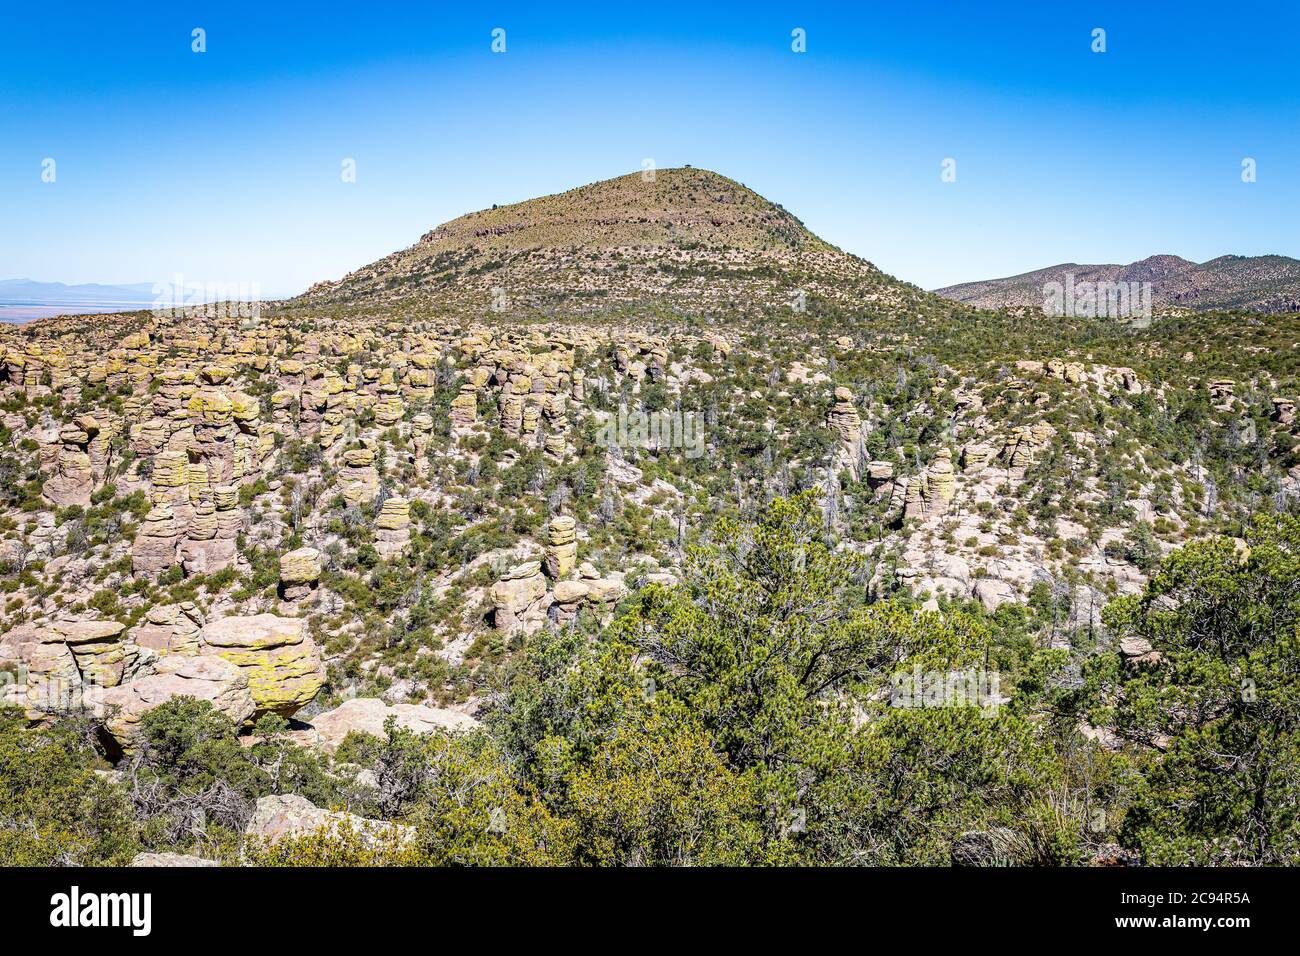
935, 253, 1300, 313
302, 167, 931, 316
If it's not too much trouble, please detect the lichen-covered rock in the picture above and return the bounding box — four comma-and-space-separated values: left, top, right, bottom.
339, 446, 380, 505
545, 514, 577, 580
374, 497, 411, 559
961, 443, 994, 474
450, 381, 478, 429
279, 546, 323, 600
200, 614, 326, 717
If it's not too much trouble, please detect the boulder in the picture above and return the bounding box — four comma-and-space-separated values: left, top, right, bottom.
200, 614, 326, 718
96, 654, 256, 749
973, 578, 1017, 612
489, 561, 550, 634
279, 546, 323, 600
303, 697, 478, 752
132, 852, 220, 867
244, 793, 413, 846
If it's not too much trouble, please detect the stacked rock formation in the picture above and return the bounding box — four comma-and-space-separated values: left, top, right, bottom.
188, 368, 239, 484
411, 413, 433, 475
374, 497, 411, 559
178, 484, 240, 576
961, 443, 994, 474
131, 503, 182, 576
904, 449, 957, 520
450, 382, 478, 429
339, 447, 380, 505
279, 547, 323, 600
545, 515, 577, 580
826, 387, 863, 480
43, 415, 99, 507
25, 620, 136, 717
199, 614, 326, 718
129, 603, 204, 656
490, 561, 551, 634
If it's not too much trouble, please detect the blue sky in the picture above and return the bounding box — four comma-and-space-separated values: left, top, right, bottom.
1, 1, 1297, 296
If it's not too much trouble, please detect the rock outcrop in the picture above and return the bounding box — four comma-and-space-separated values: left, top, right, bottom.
374, 497, 411, 559
245, 793, 413, 847
301, 697, 478, 752
97, 654, 256, 750
199, 614, 326, 718
279, 547, 323, 600
490, 561, 550, 634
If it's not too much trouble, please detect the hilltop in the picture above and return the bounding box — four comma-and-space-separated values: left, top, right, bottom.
301, 167, 932, 316
935, 253, 1300, 313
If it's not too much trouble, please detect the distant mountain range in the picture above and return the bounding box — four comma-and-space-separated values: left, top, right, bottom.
934, 255, 1300, 313
0, 279, 162, 323
300, 167, 932, 316
0, 278, 159, 306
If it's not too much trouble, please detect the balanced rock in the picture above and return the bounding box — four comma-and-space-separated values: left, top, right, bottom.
545, 514, 577, 580
826, 386, 863, 480
279, 546, 323, 600
43, 417, 99, 507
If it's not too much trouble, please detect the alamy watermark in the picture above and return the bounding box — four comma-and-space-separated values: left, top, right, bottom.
152, 273, 262, 320
890, 665, 1002, 716
1043, 273, 1151, 325
596, 406, 706, 459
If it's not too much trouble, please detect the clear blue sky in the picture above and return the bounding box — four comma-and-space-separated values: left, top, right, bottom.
2, 0, 1296, 296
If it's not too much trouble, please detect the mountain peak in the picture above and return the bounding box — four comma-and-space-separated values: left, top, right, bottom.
301, 169, 928, 316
